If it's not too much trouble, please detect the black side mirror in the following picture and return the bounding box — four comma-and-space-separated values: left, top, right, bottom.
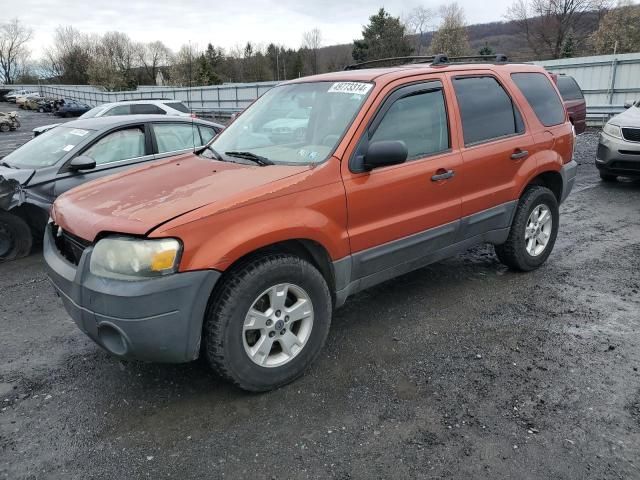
363, 140, 408, 171
68, 155, 96, 171
624, 101, 635, 109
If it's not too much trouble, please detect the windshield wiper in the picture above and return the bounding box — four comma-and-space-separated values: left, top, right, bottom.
197, 144, 224, 161
0, 161, 15, 169
225, 151, 274, 166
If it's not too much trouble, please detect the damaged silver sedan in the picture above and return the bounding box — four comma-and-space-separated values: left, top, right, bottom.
0, 115, 222, 261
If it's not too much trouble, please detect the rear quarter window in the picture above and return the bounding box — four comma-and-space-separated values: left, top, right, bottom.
556, 76, 584, 101
511, 73, 566, 127
164, 102, 190, 113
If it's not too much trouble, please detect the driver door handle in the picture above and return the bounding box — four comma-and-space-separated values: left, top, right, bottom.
511, 149, 529, 160
431, 169, 455, 181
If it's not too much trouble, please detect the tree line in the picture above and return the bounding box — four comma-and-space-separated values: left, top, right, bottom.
1, 0, 639, 88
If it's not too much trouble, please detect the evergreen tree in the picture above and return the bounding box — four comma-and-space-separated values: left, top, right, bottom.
352, 8, 413, 62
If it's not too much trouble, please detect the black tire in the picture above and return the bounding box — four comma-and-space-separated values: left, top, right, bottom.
203, 254, 332, 392
495, 186, 559, 272
599, 171, 617, 182
0, 211, 33, 262
0, 124, 9, 133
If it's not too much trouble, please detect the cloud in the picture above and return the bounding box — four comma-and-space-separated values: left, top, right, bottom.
18, 0, 514, 57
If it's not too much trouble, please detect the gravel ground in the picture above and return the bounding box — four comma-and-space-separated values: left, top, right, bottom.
0, 103, 72, 158
1, 124, 639, 479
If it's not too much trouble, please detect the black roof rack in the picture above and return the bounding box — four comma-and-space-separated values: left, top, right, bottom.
344, 53, 509, 71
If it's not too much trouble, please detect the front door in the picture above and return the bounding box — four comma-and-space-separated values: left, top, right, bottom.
342, 79, 463, 281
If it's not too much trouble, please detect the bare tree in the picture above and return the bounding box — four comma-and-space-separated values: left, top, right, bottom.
507, 0, 611, 59
139, 40, 172, 85
0, 18, 33, 84
430, 3, 471, 57
591, 0, 640, 54
404, 6, 435, 55
303, 28, 322, 74
88, 31, 140, 90
43, 26, 94, 84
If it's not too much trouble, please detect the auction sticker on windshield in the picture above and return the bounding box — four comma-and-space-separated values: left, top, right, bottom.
69, 129, 89, 137
328, 82, 372, 95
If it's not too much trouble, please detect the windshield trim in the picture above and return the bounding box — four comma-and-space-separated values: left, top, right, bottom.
211, 80, 375, 167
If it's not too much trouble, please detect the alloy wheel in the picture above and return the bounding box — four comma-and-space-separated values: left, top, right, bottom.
525, 204, 552, 257
243, 283, 314, 368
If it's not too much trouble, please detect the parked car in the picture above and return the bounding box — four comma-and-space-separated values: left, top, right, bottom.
596, 99, 640, 181
44, 57, 577, 391
55, 101, 92, 117
23, 96, 46, 111
550, 73, 586, 135
0, 112, 20, 132
81, 99, 195, 117
16, 93, 42, 108
0, 115, 223, 261
32, 99, 196, 136
4, 90, 37, 103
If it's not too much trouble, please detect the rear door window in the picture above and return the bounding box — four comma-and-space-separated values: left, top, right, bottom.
102, 105, 131, 116
452, 76, 525, 146
153, 123, 200, 153
131, 104, 166, 115
163, 102, 190, 113
556, 76, 584, 101
511, 73, 566, 126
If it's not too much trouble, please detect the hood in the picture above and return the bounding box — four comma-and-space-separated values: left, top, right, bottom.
0, 166, 35, 210
53, 153, 310, 242
611, 106, 640, 126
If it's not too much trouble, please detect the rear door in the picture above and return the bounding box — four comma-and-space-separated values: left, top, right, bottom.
342, 78, 463, 281
53, 123, 154, 196
447, 72, 536, 232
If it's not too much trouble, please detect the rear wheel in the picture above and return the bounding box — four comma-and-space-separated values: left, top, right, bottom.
599, 171, 617, 182
0, 124, 9, 133
203, 254, 332, 392
495, 186, 559, 271
0, 211, 33, 262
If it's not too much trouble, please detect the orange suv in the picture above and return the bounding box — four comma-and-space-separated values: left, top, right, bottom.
45, 55, 577, 391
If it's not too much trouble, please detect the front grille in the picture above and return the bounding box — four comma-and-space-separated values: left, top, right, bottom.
622, 127, 640, 142
618, 150, 640, 156
52, 224, 91, 265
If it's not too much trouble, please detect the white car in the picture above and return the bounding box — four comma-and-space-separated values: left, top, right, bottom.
32, 99, 195, 136
80, 99, 194, 118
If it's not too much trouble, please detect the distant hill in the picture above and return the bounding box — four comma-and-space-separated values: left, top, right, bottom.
316, 9, 606, 69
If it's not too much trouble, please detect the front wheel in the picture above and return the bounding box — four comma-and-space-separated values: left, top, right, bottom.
495, 186, 559, 271
0, 211, 33, 262
203, 254, 332, 392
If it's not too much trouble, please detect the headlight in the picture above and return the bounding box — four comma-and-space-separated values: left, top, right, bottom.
603, 123, 623, 139
90, 237, 182, 280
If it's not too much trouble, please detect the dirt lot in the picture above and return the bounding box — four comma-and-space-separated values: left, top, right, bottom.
1, 112, 639, 479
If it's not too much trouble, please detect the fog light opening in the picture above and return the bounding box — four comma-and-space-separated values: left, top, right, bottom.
98, 324, 128, 356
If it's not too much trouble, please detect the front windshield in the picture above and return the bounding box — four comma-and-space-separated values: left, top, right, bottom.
209, 81, 372, 165
3, 126, 97, 169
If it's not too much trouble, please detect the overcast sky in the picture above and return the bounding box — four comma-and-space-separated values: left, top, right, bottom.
22, 0, 514, 57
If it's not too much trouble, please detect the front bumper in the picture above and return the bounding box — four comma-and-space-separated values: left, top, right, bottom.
560, 159, 578, 203
44, 225, 221, 363
596, 133, 640, 177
